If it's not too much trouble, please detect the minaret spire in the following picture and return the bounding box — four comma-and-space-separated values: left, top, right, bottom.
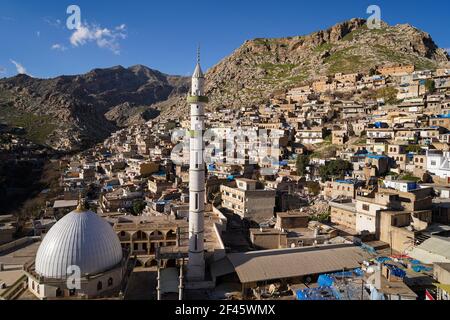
75, 192, 86, 212
186, 49, 208, 282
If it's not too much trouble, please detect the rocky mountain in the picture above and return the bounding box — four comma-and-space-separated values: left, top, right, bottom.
0, 18, 448, 150
204, 18, 449, 110
0, 65, 189, 150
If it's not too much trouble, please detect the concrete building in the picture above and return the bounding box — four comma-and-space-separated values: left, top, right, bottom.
220, 178, 276, 223
329, 199, 357, 230
433, 262, 450, 300
324, 180, 361, 200
427, 150, 450, 181
378, 210, 432, 254
0, 215, 17, 245
377, 64, 415, 76
25, 201, 129, 300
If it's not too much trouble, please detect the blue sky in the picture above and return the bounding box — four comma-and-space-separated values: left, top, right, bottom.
0, 0, 449, 78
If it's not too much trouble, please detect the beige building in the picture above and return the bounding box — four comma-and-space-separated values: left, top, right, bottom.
379, 210, 432, 254
148, 177, 173, 195
220, 178, 276, 223
329, 200, 357, 230
377, 64, 415, 76
324, 180, 358, 200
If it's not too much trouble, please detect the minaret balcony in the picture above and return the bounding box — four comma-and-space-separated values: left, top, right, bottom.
187, 95, 209, 104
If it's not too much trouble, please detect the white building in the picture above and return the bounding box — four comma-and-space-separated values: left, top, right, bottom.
427, 150, 450, 180
26, 201, 127, 300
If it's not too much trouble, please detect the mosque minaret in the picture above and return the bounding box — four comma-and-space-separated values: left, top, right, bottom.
186, 48, 208, 281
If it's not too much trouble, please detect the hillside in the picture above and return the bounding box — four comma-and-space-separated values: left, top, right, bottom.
204, 18, 449, 110
0, 65, 189, 150
0, 18, 449, 150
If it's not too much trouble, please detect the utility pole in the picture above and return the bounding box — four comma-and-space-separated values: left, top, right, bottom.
156, 263, 161, 301
179, 261, 184, 301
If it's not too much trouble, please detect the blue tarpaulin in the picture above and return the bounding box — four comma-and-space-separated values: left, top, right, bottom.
367, 154, 388, 160
412, 265, 432, 273
296, 287, 340, 301
318, 275, 334, 287
385, 264, 406, 278
376, 257, 392, 263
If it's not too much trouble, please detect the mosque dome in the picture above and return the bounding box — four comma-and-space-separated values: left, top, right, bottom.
35, 206, 123, 279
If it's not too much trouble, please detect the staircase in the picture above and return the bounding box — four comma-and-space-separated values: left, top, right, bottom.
414, 233, 431, 246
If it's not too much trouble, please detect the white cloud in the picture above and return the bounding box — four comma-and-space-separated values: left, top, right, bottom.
36, 31, 41, 37
44, 17, 62, 28
0, 67, 6, 75
10, 59, 31, 76
51, 44, 68, 52
70, 22, 127, 55
446, 48, 450, 54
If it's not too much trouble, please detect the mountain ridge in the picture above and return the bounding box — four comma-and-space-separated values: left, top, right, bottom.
0, 65, 190, 150
0, 18, 449, 150
202, 18, 449, 111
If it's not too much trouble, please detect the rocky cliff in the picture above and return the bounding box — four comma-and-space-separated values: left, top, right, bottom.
0, 18, 448, 150
204, 18, 449, 110
0, 65, 189, 150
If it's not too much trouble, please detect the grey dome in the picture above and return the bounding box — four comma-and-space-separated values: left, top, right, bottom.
35, 209, 123, 279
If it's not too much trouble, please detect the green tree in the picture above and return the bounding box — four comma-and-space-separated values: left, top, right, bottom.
319, 159, 353, 182
425, 79, 435, 94
132, 200, 146, 215
296, 155, 310, 176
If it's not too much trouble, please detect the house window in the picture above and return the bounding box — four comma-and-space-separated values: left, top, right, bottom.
108, 278, 113, 287
97, 281, 103, 291
362, 204, 370, 211
195, 194, 199, 210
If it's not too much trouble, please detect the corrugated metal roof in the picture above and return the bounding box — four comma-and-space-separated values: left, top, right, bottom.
409, 237, 450, 264
227, 244, 371, 284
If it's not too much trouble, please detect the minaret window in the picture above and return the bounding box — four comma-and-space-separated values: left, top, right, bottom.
195, 194, 199, 210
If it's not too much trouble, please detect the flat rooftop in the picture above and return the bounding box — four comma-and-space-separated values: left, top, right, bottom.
329, 201, 356, 212
276, 211, 310, 218
0, 240, 41, 267
53, 200, 78, 209
227, 244, 371, 284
